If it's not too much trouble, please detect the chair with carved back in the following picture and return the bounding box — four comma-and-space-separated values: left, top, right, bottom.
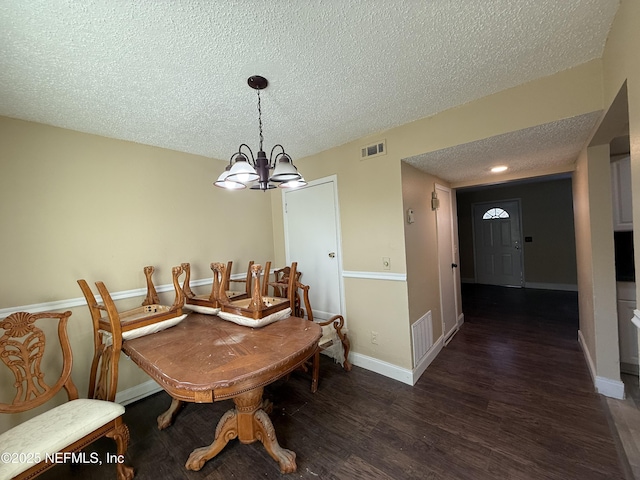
181, 262, 224, 314
225, 260, 273, 299
269, 265, 302, 298
292, 281, 352, 393
0, 311, 134, 480
78, 265, 186, 402
226, 260, 252, 298
218, 261, 272, 300
214, 262, 292, 328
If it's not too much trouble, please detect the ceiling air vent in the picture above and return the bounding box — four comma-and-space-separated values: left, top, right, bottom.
361, 139, 386, 160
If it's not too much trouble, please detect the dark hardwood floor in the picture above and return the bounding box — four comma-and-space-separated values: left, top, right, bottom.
39, 284, 631, 479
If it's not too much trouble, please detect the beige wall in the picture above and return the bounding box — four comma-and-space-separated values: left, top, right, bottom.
573, 147, 597, 364
576, 144, 619, 380
0, 117, 275, 431
457, 178, 578, 287
573, 0, 640, 386
275, 60, 604, 371
401, 162, 446, 342
604, 0, 640, 303
270, 134, 413, 368
391, 60, 604, 164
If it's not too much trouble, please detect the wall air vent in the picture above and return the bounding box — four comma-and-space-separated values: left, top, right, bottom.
360, 139, 386, 160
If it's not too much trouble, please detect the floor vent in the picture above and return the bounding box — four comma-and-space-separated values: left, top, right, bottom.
412, 311, 433, 363
360, 139, 386, 159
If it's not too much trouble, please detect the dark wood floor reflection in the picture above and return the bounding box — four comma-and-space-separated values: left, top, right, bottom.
40, 284, 631, 479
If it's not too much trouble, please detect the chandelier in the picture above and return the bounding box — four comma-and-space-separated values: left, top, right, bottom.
214, 76, 306, 191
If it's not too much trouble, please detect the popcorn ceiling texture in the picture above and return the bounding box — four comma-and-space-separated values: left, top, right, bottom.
0, 1, 619, 179
404, 112, 603, 184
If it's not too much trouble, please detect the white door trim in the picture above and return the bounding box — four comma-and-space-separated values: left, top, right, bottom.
435, 183, 460, 344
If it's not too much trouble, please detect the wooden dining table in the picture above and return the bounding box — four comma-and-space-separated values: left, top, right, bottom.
122, 312, 321, 474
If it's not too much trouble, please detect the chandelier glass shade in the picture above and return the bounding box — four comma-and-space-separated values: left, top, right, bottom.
215, 76, 306, 191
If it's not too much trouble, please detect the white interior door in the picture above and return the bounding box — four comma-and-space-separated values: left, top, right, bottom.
436, 184, 459, 343
283, 177, 343, 320
473, 199, 524, 287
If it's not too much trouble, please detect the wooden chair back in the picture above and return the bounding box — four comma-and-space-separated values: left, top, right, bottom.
0, 311, 77, 413
0, 311, 135, 480
182, 262, 223, 306
217, 261, 273, 302
77, 278, 113, 400
78, 265, 185, 401
287, 279, 352, 392
227, 260, 252, 295
270, 265, 302, 297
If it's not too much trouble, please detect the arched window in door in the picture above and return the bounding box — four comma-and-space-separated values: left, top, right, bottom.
482, 207, 510, 220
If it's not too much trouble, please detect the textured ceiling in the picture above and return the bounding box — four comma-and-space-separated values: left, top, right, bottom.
404, 111, 603, 185
0, 1, 619, 181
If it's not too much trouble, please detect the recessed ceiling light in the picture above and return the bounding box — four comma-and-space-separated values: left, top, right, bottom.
491, 165, 508, 173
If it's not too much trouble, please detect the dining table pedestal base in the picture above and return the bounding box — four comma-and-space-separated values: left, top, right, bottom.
184, 387, 297, 474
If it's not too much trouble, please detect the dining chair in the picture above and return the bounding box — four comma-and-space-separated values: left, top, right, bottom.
0, 310, 134, 480
292, 281, 352, 393
226, 260, 273, 298
182, 262, 223, 313
78, 265, 186, 402
269, 264, 302, 298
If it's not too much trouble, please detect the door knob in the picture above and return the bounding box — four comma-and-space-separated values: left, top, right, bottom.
328, 252, 336, 258
451, 263, 458, 268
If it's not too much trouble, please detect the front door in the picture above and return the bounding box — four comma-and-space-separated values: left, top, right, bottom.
473, 199, 524, 287
283, 177, 343, 320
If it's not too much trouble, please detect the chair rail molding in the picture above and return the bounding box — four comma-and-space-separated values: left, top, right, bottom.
0, 272, 249, 317
342, 271, 407, 282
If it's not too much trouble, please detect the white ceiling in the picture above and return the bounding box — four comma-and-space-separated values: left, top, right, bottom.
404, 111, 603, 184
0, 1, 620, 182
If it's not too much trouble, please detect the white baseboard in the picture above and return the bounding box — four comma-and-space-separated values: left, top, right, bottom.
115, 380, 163, 406
621, 362, 639, 376
457, 313, 464, 327
412, 335, 444, 384
460, 280, 578, 292
524, 282, 578, 292
349, 352, 414, 385
577, 330, 625, 399
349, 335, 444, 386
596, 376, 625, 399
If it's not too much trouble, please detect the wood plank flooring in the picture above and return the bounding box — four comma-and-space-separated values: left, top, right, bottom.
38, 284, 631, 479
608, 374, 640, 479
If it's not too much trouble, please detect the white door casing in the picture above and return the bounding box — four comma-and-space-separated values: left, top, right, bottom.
472, 199, 524, 287
435, 184, 459, 344
283, 176, 344, 320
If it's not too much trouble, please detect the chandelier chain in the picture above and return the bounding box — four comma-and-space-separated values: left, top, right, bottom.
257, 90, 264, 151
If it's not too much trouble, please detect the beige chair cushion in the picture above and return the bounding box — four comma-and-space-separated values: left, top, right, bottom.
0, 399, 124, 478
218, 308, 291, 327
183, 304, 221, 315
121, 313, 187, 340
318, 323, 347, 366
